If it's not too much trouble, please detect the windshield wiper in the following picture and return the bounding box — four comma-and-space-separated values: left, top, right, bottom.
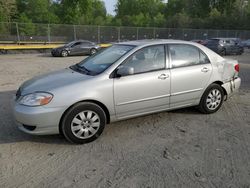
76, 64, 91, 74
70, 64, 92, 75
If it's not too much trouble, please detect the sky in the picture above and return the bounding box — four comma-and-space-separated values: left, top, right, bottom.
103, 0, 117, 15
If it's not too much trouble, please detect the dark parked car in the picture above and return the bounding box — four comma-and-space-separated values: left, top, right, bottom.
204, 38, 244, 56
242, 39, 250, 48
51, 40, 101, 57
191, 39, 204, 44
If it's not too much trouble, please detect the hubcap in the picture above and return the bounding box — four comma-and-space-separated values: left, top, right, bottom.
206, 89, 222, 110
62, 51, 67, 57
71, 110, 100, 139
91, 49, 96, 54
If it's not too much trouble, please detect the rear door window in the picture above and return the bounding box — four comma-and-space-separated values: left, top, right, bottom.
169, 44, 210, 68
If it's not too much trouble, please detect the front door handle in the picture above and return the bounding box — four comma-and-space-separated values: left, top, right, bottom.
201, 67, 210, 73
158, 74, 169, 80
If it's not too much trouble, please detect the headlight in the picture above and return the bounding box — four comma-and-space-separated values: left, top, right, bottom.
18, 92, 53, 106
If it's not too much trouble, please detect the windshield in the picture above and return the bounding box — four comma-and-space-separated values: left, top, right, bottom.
72, 44, 135, 75
65, 41, 77, 47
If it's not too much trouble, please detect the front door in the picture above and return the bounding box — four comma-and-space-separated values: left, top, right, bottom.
168, 44, 212, 108
70, 42, 83, 55
113, 45, 171, 119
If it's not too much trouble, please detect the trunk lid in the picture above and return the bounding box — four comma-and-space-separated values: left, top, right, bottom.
217, 58, 239, 81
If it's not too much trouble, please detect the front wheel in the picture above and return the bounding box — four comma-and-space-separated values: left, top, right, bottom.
61, 102, 106, 144
61, 50, 68, 57
199, 84, 224, 114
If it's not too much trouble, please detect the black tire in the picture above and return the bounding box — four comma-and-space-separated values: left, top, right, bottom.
220, 49, 226, 56
90, 48, 97, 55
199, 84, 225, 114
61, 50, 68, 57
61, 102, 106, 144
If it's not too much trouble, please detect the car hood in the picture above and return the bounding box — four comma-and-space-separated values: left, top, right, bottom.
53, 46, 66, 51
20, 68, 92, 95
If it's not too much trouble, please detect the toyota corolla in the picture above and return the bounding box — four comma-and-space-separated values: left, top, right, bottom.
13, 40, 241, 144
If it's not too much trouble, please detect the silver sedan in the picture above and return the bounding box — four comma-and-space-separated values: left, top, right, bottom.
13, 40, 241, 144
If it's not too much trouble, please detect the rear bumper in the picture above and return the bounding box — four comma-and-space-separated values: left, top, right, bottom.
222, 77, 241, 97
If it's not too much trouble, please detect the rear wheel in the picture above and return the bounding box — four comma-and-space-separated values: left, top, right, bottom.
220, 49, 226, 56
61, 102, 106, 144
199, 84, 224, 114
90, 48, 97, 55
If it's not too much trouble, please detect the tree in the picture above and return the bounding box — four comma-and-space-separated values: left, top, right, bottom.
0, 0, 17, 22
16, 0, 59, 23
18, 13, 35, 35
185, 0, 211, 18
115, 0, 165, 27
59, 0, 106, 25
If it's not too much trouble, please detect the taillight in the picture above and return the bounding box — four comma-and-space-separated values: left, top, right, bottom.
235, 64, 240, 72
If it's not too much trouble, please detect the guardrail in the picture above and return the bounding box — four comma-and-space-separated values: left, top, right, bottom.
0, 43, 111, 52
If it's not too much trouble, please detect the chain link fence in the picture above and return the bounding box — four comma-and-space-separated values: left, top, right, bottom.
1, 22, 250, 43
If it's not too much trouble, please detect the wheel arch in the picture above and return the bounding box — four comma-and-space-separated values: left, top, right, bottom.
59, 99, 110, 135
199, 81, 227, 105
212, 81, 227, 96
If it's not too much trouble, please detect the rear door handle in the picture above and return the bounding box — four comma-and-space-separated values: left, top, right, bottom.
158, 74, 169, 80
201, 67, 210, 73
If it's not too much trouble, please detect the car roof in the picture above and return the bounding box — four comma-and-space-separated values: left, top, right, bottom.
115, 39, 225, 64
116, 39, 199, 47
73, 40, 93, 43
210, 38, 240, 41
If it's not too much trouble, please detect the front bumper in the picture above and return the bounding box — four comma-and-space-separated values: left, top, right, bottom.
12, 101, 67, 135
222, 77, 241, 97
51, 50, 61, 57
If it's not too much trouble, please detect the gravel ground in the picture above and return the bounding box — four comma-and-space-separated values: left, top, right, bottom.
0, 52, 250, 188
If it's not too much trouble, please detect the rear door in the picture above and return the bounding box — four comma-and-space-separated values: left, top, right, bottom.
79, 42, 93, 54
113, 45, 171, 119
169, 44, 212, 108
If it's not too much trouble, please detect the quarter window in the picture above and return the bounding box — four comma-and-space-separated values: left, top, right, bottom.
124, 45, 165, 74
169, 44, 209, 68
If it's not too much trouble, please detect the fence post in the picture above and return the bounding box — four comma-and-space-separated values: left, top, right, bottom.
118, 27, 121, 42
181, 29, 185, 40
73, 25, 77, 40
153, 28, 156, 39
48, 24, 51, 43
16, 22, 20, 44
136, 27, 139, 40
98, 26, 100, 43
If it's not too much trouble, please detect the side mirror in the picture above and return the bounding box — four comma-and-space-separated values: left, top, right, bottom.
116, 66, 134, 77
